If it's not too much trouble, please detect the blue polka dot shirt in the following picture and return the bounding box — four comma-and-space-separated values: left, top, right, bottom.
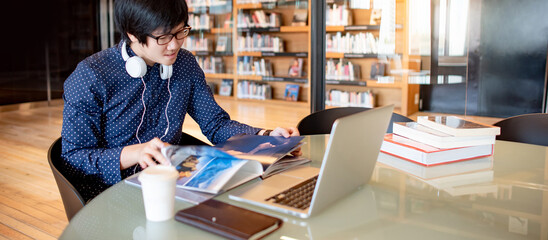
61, 41, 261, 202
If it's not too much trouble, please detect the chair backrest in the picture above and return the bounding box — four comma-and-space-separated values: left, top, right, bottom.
48, 137, 85, 221
297, 107, 413, 135
179, 132, 211, 146
493, 113, 548, 146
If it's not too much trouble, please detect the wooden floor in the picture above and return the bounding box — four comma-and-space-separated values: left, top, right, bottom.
0, 98, 501, 239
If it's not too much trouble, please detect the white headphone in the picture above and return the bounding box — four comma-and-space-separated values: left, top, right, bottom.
121, 41, 173, 148
121, 41, 173, 79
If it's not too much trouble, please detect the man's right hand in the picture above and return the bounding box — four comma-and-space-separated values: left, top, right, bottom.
120, 137, 171, 170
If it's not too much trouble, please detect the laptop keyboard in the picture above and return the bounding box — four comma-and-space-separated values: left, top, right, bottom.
266, 176, 318, 210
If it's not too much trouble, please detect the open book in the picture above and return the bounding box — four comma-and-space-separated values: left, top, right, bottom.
126, 135, 308, 203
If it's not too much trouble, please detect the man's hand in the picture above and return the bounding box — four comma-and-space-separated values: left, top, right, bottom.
270, 127, 300, 138
269, 127, 302, 156
120, 137, 171, 170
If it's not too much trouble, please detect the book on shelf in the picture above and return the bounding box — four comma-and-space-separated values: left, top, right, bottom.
380, 134, 494, 166
183, 36, 211, 51
176, 199, 282, 240
326, 58, 361, 81
196, 56, 224, 74
370, 62, 385, 79
126, 135, 307, 203
237, 81, 272, 100
392, 122, 496, 149
219, 79, 233, 96
326, 32, 378, 54
288, 58, 304, 77
238, 33, 284, 52
238, 10, 281, 28
326, 89, 375, 108
215, 35, 229, 52
417, 116, 501, 137
291, 8, 308, 26
284, 84, 300, 101
189, 13, 211, 30
369, 9, 382, 25
326, 3, 352, 26
378, 153, 493, 180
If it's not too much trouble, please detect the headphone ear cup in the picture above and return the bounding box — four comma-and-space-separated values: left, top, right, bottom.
125, 56, 147, 78
160, 65, 173, 80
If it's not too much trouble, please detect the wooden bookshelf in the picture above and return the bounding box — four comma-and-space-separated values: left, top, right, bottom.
191, 0, 419, 116
323, 0, 419, 115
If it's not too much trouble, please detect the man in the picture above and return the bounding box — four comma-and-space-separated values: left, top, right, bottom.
61, 0, 299, 202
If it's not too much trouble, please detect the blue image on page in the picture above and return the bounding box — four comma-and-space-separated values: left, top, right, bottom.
184, 157, 247, 193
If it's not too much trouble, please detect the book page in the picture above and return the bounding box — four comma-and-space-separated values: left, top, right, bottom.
182, 157, 248, 194
215, 135, 304, 165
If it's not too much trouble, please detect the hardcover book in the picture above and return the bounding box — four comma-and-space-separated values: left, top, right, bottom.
284, 84, 300, 101
381, 134, 494, 166
175, 199, 282, 240
288, 58, 304, 77
392, 122, 496, 149
417, 116, 501, 137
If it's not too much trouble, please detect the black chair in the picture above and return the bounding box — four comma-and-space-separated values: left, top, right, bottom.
48, 132, 208, 221
493, 113, 548, 146
48, 137, 85, 221
179, 132, 211, 146
297, 107, 413, 135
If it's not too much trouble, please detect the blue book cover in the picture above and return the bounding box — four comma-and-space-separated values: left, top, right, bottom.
284, 84, 300, 101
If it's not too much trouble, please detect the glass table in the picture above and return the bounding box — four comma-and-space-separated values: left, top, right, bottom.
60, 135, 548, 240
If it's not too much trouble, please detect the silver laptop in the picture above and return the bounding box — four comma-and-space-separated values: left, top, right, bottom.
229, 105, 394, 218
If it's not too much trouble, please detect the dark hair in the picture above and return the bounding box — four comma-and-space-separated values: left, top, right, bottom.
114, 0, 188, 45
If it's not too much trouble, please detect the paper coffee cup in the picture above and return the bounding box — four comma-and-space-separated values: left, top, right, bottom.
138, 165, 178, 222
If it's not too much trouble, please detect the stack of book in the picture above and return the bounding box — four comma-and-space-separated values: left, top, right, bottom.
381, 116, 500, 166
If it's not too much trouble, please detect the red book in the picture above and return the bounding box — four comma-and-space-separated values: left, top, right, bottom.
380, 134, 493, 166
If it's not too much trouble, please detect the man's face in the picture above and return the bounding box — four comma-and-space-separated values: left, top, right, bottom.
129, 23, 187, 66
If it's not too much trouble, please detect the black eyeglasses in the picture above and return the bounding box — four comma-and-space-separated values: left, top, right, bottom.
148, 26, 192, 45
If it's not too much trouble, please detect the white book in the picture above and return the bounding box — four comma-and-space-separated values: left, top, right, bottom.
381, 134, 494, 166
393, 122, 496, 149
417, 116, 501, 137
